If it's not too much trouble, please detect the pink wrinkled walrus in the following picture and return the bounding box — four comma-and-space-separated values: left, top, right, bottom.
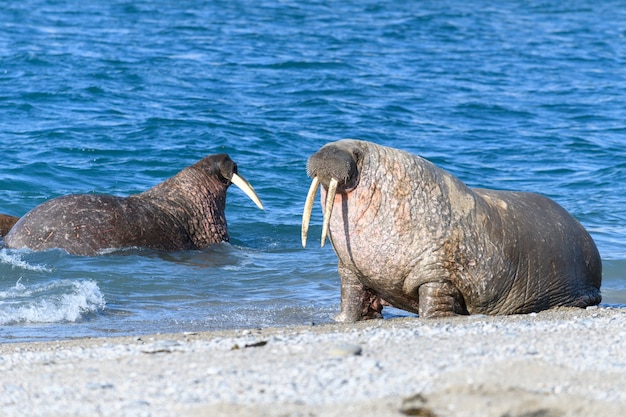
302, 140, 601, 320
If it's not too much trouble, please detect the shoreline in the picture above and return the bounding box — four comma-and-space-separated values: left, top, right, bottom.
1, 307, 625, 416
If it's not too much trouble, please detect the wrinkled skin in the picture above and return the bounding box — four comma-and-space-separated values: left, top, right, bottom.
0, 214, 19, 236
303, 140, 602, 320
4, 154, 263, 256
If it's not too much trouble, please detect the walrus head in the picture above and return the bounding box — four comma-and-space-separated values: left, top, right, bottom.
302, 140, 364, 248
195, 154, 264, 211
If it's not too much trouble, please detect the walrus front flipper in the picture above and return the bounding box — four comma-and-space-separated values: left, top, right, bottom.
0, 214, 19, 236
334, 263, 385, 322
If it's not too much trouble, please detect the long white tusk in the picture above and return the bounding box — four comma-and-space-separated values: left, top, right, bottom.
321, 177, 338, 248
301, 176, 320, 248
231, 173, 264, 210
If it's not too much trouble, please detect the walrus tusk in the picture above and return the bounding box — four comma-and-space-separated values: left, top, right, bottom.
301, 176, 320, 248
320, 177, 338, 248
231, 173, 264, 210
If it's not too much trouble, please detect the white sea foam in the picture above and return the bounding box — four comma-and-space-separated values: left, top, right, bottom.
0, 249, 53, 272
0, 279, 106, 325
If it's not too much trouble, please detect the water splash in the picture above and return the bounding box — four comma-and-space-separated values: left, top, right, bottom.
0, 279, 106, 325
0, 248, 53, 273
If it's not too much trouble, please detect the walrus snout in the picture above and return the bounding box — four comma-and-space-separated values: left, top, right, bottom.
305, 146, 360, 191
302, 142, 362, 248
306, 140, 364, 190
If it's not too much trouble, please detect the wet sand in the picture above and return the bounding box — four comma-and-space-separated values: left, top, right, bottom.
1, 306, 625, 417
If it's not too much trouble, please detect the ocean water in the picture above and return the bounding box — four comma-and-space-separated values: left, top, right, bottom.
1, 0, 625, 343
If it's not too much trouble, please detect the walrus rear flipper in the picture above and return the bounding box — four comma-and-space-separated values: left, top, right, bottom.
0, 214, 19, 236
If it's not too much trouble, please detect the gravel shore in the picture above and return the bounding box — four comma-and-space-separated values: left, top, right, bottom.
1, 306, 625, 417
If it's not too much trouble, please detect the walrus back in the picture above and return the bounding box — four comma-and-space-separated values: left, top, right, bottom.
471, 188, 602, 313
4, 194, 193, 255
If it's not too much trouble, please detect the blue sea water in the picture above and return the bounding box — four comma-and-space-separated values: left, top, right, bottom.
1, 0, 625, 343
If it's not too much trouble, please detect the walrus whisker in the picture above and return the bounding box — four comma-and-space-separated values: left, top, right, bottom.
231, 173, 264, 210
301, 176, 320, 248
321, 177, 338, 248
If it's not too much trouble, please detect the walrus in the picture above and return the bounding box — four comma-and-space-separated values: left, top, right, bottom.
4, 154, 263, 255
0, 214, 19, 236
302, 140, 602, 320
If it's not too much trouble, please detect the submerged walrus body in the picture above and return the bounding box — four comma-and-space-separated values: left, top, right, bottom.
0, 214, 19, 236
4, 154, 263, 255
302, 140, 602, 320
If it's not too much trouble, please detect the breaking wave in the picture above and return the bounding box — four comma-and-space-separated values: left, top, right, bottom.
0, 279, 106, 325
0, 248, 53, 272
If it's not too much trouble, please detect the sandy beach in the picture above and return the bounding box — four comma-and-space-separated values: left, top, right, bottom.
1, 306, 625, 417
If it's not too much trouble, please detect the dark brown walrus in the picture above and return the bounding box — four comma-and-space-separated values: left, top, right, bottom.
0, 214, 19, 236
302, 140, 602, 320
3, 154, 263, 256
